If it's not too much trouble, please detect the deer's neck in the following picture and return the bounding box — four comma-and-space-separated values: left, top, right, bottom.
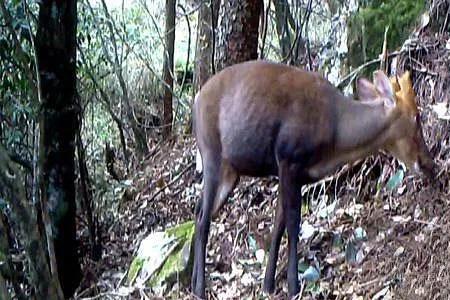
308, 98, 393, 179
335, 99, 391, 153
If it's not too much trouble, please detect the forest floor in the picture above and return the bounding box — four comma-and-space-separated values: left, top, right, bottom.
76, 136, 450, 300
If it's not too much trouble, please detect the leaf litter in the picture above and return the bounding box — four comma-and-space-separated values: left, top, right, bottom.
74, 2, 450, 298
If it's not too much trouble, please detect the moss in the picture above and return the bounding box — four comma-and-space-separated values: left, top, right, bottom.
126, 221, 195, 292
166, 220, 194, 240
148, 241, 186, 287
127, 257, 144, 284
348, 0, 426, 74
145, 221, 195, 290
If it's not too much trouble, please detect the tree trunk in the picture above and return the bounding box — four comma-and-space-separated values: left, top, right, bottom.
273, 0, 293, 59
36, 0, 81, 297
162, 0, 176, 139
0, 145, 62, 299
0, 272, 9, 300
216, 0, 262, 71
0, 212, 26, 300
193, 0, 221, 96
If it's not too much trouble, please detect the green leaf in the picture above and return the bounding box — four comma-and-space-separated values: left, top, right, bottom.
302, 266, 320, 282
354, 227, 367, 241
345, 240, 357, 264
298, 260, 309, 273
386, 169, 404, 191
301, 201, 309, 216
0, 197, 6, 210
247, 234, 257, 251
305, 281, 320, 292
332, 233, 343, 249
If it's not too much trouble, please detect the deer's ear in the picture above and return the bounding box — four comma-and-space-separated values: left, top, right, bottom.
390, 75, 400, 93
374, 71, 395, 107
357, 78, 378, 101
398, 71, 413, 91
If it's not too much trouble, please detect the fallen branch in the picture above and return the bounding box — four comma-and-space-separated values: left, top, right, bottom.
148, 162, 194, 202
337, 51, 401, 89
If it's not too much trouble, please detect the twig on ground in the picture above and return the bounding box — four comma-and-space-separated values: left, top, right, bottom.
148, 162, 194, 202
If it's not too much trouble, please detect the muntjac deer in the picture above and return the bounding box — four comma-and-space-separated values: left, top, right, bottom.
191, 60, 436, 298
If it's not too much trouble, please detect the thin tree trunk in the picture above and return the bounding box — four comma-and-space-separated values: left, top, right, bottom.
99, 0, 148, 156
162, 0, 176, 139
193, 0, 221, 96
78, 44, 129, 163
259, 0, 270, 59
77, 130, 101, 260
36, 0, 81, 297
189, 0, 220, 134
273, 0, 292, 59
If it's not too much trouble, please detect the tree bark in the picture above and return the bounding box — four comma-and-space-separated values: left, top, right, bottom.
0, 145, 62, 299
0, 272, 9, 300
77, 131, 102, 260
216, 0, 262, 71
36, 0, 81, 297
0, 212, 25, 300
162, 0, 176, 139
193, 0, 221, 96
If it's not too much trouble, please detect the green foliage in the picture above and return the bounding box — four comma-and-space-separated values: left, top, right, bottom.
0, 0, 38, 163
348, 0, 425, 69
82, 103, 119, 151
75, 0, 196, 235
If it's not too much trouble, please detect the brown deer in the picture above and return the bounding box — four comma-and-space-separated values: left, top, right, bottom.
191, 60, 436, 298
